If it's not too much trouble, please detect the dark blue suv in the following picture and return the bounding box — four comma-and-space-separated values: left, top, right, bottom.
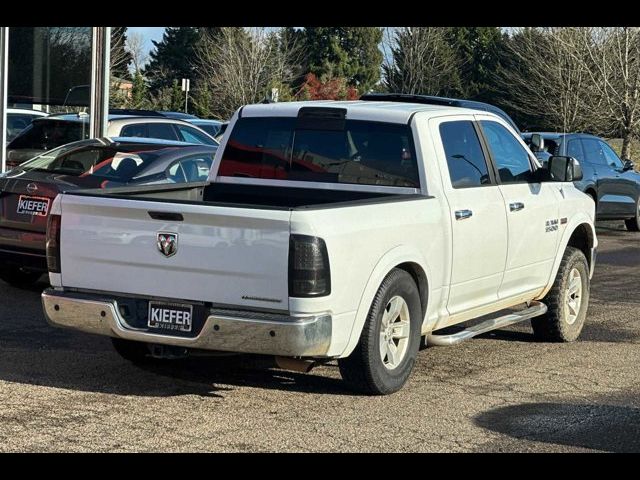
523, 132, 640, 231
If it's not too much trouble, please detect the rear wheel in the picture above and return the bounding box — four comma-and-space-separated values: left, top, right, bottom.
338, 268, 422, 395
624, 198, 640, 231
532, 246, 590, 342
0, 267, 42, 288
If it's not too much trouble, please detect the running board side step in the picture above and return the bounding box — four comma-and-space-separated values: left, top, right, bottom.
426, 301, 547, 346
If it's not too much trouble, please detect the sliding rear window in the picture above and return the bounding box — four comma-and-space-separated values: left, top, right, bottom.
219, 116, 419, 187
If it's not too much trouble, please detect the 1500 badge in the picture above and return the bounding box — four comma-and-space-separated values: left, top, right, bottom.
17, 195, 50, 217
545, 219, 559, 232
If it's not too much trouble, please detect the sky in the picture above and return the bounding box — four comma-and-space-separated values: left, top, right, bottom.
128, 27, 166, 61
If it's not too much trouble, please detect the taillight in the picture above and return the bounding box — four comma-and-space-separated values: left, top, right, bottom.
46, 214, 61, 273
288, 234, 331, 297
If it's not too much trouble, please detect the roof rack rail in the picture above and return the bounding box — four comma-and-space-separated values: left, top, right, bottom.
108, 108, 165, 117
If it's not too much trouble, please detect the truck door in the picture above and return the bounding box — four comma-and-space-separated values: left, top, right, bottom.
431, 116, 508, 315
477, 118, 561, 299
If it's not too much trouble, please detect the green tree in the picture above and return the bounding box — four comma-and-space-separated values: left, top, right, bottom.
129, 71, 149, 109
144, 27, 201, 92
297, 27, 383, 93
445, 27, 506, 102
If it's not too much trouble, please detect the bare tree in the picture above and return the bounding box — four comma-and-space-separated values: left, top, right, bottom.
566, 27, 640, 159
127, 32, 148, 75
193, 27, 302, 119
498, 28, 601, 136
382, 27, 460, 95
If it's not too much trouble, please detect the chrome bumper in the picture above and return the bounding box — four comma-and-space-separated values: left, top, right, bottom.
42, 289, 332, 357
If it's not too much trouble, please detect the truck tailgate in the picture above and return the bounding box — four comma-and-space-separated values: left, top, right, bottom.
58, 194, 292, 310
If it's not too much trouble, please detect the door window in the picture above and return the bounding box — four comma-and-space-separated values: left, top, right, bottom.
581, 138, 607, 165
439, 121, 491, 188
480, 121, 533, 183
174, 125, 217, 146
120, 124, 147, 138
566, 138, 584, 162
147, 123, 179, 141
600, 141, 624, 169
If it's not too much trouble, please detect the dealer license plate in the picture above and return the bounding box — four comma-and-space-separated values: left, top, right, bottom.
147, 301, 193, 333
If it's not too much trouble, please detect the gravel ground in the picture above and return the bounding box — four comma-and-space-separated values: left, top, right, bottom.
0, 221, 638, 452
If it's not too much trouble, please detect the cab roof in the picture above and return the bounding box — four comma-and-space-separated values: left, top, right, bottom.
240, 100, 498, 125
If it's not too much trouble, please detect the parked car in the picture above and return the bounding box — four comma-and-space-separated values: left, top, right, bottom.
523, 132, 640, 231
43, 98, 596, 395
6, 108, 48, 143
0, 137, 217, 286
186, 118, 224, 138
6, 114, 218, 168
213, 122, 229, 143
360, 92, 522, 133
108, 109, 198, 120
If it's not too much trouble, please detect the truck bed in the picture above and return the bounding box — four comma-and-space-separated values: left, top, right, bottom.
69, 182, 422, 210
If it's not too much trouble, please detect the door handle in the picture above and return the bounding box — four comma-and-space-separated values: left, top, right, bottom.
148, 211, 184, 221
455, 209, 473, 220
509, 202, 525, 212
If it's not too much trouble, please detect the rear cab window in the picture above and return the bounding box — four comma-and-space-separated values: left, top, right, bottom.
218, 116, 420, 188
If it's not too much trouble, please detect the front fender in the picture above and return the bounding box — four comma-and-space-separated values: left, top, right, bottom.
338, 245, 432, 358
537, 213, 597, 299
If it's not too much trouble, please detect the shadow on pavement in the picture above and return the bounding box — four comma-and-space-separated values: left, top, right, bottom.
475, 401, 640, 452
0, 279, 353, 398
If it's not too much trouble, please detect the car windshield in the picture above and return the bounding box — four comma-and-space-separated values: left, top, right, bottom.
8, 120, 89, 150
17, 143, 204, 183
219, 117, 420, 188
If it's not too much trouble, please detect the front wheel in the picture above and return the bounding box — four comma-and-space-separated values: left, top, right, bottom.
624, 198, 640, 231
338, 268, 422, 395
532, 246, 590, 342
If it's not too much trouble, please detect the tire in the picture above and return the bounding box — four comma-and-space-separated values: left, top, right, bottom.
624, 198, 640, 231
532, 246, 590, 342
338, 268, 422, 395
0, 267, 42, 288
111, 338, 152, 364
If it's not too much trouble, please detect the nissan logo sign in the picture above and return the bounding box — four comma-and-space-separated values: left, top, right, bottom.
26, 183, 38, 194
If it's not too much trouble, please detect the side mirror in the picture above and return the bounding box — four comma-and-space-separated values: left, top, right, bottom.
529, 133, 544, 152
623, 159, 634, 171
547, 155, 583, 182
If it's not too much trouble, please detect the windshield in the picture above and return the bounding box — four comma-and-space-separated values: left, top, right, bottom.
17, 143, 206, 183
219, 117, 419, 187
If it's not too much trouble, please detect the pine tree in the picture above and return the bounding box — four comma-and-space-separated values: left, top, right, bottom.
144, 27, 201, 92
297, 27, 383, 93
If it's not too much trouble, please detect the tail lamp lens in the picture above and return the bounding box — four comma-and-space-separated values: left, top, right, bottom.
289, 234, 331, 297
46, 214, 61, 273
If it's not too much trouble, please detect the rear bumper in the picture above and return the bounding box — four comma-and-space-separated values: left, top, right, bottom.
42, 289, 332, 357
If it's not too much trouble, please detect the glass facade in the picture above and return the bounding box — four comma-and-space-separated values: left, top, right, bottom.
0, 27, 109, 171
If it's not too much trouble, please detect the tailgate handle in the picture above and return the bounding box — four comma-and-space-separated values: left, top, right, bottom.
148, 211, 184, 221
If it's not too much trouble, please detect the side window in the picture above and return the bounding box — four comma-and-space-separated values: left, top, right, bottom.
146, 123, 179, 141
175, 125, 217, 146
480, 121, 533, 183
166, 156, 213, 183
581, 138, 606, 165
567, 138, 584, 162
600, 141, 624, 169
120, 124, 147, 138
439, 121, 491, 188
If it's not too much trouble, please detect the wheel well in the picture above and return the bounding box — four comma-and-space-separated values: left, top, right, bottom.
567, 223, 594, 269
396, 262, 428, 318
585, 188, 597, 203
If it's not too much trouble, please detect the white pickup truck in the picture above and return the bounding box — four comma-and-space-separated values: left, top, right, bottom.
42, 99, 597, 395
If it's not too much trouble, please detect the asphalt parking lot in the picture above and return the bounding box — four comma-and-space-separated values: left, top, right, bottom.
0, 222, 638, 452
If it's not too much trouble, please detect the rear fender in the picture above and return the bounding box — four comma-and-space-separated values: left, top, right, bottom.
338, 245, 431, 358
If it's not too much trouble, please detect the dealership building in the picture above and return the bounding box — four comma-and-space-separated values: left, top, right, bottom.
0, 27, 111, 172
